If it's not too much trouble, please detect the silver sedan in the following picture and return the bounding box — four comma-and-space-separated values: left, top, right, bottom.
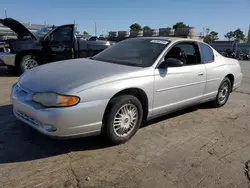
11, 37, 243, 145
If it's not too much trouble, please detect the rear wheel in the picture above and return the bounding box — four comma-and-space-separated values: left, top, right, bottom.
19, 55, 40, 74
104, 95, 143, 145
211, 77, 231, 107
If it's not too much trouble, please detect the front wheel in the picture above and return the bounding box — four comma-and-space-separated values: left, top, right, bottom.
210, 77, 231, 108
104, 95, 143, 145
19, 55, 40, 74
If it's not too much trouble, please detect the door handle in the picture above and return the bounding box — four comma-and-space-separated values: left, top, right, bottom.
198, 72, 204, 76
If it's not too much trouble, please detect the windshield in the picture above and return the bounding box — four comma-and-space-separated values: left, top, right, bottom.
91, 38, 169, 67
34, 27, 53, 38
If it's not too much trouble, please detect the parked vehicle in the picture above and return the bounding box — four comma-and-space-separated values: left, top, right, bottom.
88, 36, 106, 41
217, 50, 226, 56
88, 36, 116, 45
0, 18, 113, 74
225, 48, 236, 59
11, 37, 243, 145
238, 50, 250, 60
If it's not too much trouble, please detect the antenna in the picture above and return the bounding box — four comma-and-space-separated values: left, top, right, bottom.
5, 10, 7, 18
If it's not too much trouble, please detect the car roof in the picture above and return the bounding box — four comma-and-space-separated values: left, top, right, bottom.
126, 37, 202, 43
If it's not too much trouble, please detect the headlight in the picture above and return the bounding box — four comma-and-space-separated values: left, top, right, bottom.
105, 41, 110, 45
32, 92, 80, 107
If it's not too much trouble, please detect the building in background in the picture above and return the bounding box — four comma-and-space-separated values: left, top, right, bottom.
209, 41, 235, 52
107, 26, 203, 42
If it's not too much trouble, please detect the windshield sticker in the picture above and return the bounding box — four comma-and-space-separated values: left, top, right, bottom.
150, 40, 169, 45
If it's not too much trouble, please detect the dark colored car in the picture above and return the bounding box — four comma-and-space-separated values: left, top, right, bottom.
0, 18, 112, 74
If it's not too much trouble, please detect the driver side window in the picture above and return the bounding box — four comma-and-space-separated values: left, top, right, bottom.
165, 42, 201, 66
50, 27, 72, 42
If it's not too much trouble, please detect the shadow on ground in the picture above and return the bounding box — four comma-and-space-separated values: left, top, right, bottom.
144, 103, 213, 126
0, 66, 18, 77
0, 102, 212, 164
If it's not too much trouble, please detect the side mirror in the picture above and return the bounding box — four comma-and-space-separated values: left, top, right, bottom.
159, 58, 184, 68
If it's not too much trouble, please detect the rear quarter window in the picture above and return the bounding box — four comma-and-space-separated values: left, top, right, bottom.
199, 43, 214, 63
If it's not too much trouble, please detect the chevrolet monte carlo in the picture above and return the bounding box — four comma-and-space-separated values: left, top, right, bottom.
11, 37, 243, 145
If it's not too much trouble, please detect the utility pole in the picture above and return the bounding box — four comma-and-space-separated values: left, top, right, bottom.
95, 22, 97, 36
5, 10, 7, 18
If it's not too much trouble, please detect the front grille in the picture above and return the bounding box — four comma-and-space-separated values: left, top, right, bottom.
15, 110, 41, 127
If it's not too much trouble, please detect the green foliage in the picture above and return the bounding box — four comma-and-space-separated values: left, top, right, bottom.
203, 31, 219, 43
172, 22, 188, 30
130, 23, 142, 31
233, 29, 245, 40
143, 26, 151, 31
83, 31, 89, 35
203, 28, 210, 36
224, 29, 245, 41
224, 31, 234, 41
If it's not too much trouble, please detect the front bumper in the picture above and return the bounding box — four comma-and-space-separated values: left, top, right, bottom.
11, 83, 109, 138
0, 52, 16, 66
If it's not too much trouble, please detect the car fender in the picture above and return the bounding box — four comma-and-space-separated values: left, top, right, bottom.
76, 75, 155, 115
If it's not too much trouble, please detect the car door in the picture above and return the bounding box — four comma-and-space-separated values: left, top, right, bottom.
153, 41, 206, 116
42, 25, 75, 63
198, 42, 223, 102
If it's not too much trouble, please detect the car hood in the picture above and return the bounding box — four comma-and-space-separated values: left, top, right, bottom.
19, 58, 142, 94
0, 18, 37, 40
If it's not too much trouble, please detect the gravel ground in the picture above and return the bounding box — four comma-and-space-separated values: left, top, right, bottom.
0, 61, 250, 188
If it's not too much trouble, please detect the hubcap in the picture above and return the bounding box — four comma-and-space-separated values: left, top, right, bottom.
218, 82, 229, 103
113, 104, 138, 137
23, 59, 39, 70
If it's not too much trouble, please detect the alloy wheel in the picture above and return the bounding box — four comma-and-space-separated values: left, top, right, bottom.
218, 81, 229, 104
23, 58, 39, 70
113, 104, 138, 137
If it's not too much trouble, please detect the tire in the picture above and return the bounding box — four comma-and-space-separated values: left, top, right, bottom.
210, 77, 231, 108
104, 95, 143, 145
19, 55, 40, 74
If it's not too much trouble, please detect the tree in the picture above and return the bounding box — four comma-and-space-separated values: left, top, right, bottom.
210, 31, 219, 41
233, 29, 245, 40
130, 23, 142, 31
143, 26, 151, 31
203, 28, 210, 36
203, 31, 219, 43
83, 31, 89, 35
224, 31, 234, 41
172, 22, 188, 30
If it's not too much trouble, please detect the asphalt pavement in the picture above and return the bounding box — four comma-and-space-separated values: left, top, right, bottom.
0, 61, 250, 188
